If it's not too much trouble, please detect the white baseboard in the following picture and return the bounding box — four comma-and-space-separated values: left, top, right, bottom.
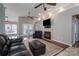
51, 39, 72, 47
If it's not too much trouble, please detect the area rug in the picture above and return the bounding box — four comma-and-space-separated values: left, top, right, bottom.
23, 38, 64, 56
38, 39, 64, 56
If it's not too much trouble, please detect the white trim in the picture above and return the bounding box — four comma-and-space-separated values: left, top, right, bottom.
51, 39, 72, 47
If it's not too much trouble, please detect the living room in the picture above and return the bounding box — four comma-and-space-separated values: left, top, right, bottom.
1, 3, 79, 56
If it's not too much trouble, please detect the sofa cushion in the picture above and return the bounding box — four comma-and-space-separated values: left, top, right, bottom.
0, 34, 10, 46
8, 45, 32, 56
11, 42, 24, 46
0, 36, 6, 55
10, 37, 23, 43
2, 45, 9, 56
11, 50, 32, 56
7, 45, 26, 55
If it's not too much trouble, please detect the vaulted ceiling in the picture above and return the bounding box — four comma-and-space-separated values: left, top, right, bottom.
3, 3, 79, 21
3, 3, 70, 16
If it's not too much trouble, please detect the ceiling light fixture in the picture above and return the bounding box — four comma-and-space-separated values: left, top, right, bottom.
38, 13, 41, 16
38, 18, 41, 21
59, 7, 64, 12
49, 12, 52, 17
42, 15, 45, 20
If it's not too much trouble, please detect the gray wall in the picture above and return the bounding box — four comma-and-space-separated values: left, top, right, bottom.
52, 5, 79, 46
0, 3, 5, 34
52, 11, 72, 46
35, 5, 79, 46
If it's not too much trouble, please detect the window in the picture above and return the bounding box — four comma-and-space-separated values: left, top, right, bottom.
5, 24, 11, 34
23, 24, 33, 36
12, 24, 17, 34
5, 24, 17, 39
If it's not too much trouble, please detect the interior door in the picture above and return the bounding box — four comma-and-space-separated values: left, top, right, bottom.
72, 16, 77, 45
72, 16, 79, 45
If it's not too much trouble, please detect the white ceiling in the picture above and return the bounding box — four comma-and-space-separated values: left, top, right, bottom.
3, 3, 73, 16
3, 3, 38, 16
3, 3, 79, 21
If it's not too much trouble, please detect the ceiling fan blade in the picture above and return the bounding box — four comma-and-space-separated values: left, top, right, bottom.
34, 3, 43, 8
47, 3, 56, 6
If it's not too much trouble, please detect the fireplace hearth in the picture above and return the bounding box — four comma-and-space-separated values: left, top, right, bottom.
44, 31, 51, 39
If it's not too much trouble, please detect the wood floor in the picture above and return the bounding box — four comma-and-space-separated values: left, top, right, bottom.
42, 39, 69, 49
50, 40, 69, 56
57, 41, 79, 56
57, 47, 79, 56
41, 39, 69, 55
41, 39, 79, 56
51, 40, 69, 48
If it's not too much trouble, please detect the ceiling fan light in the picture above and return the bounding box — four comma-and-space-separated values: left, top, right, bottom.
38, 18, 41, 21
49, 12, 52, 17
38, 13, 41, 16
59, 7, 64, 12
27, 16, 33, 19
42, 16, 45, 20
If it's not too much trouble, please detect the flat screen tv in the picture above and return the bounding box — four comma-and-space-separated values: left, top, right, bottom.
43, 18, 51, 28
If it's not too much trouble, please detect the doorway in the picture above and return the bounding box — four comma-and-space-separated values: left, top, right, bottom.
72, 14, 79, 48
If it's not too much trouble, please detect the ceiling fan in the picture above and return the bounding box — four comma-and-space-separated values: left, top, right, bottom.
26, 11, 34, 19
25, 10, 39, 19
34, 3, 56, 11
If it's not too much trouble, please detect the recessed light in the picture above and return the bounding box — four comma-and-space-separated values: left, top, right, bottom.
42, 16, 45, 20
48, 12, 52, 17
38, 13, 41, 16
38, 18, 41, 21
59, 7, 64, 12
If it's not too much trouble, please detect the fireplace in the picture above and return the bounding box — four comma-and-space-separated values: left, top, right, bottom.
44, 31, 51, 39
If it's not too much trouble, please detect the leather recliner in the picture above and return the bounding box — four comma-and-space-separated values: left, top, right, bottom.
33, 31, 42, 39
0, 34, 32, 56
0, 34, 23, 47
